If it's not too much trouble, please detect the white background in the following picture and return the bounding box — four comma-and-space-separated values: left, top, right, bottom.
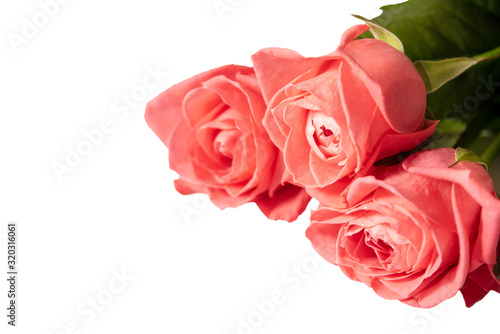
1, 0, 499, 333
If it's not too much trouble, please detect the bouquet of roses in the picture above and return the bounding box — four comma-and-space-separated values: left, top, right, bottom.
145, 0, 500, 308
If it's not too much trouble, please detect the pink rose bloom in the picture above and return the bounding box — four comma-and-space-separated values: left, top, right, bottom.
252, 25, 437, 208
306, 148, 500, 308
145, 65, 310, 222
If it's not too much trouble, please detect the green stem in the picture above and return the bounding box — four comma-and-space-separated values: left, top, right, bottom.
480, 132, 500, 167
474, 46, 500, 61
454, 105, 491, 149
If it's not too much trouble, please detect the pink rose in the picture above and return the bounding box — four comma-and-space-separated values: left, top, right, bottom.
306, 148, 500, 308
145, 65, 310, 222
252, 25, 437, 207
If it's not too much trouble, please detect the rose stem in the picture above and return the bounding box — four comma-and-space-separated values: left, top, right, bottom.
480, 131, 500, 167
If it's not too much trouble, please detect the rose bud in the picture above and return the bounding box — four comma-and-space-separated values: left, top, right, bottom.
145, 65, 311, 222
306, 148, 500, 308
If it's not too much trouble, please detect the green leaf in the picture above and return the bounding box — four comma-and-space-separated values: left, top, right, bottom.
430, 118, 467, 148
414, 46, 500, 93
494, 251, 500, 280
415, 58, 479, 93
437, 118, 467, 134
425, 107, 436, 120
358, 0, 500, 61
449, 147, 488, 169
352, 15, 404, 53
357, 0, 500, 120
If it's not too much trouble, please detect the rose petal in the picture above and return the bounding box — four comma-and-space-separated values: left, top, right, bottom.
251, 48, 324, 104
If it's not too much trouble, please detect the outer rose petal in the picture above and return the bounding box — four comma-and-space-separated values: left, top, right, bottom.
251, 48, 324, 104
255, 183, 311, 222
337, 24, 370, 48
461, 264, 500, 307
334, 25, 427, 133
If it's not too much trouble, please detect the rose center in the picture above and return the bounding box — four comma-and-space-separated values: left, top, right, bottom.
213, 128, 239, 161
366, 233, 394, 262
320, 126, 333, 137
306, 110, 342, 159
